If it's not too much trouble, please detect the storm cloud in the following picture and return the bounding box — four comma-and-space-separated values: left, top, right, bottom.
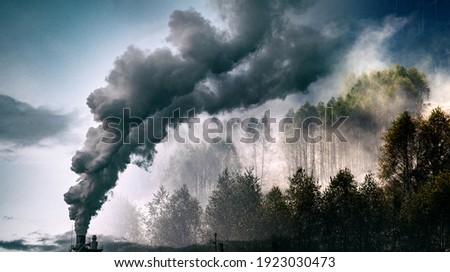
0, 239, 60, 252
0, 95, 72, 146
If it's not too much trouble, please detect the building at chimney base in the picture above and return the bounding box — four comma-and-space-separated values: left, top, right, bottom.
71, 235, 103, 252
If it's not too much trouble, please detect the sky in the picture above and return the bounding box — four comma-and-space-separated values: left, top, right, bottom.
1, 0, 450, 251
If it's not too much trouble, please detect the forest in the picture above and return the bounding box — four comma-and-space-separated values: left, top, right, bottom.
103, 65, 450, 251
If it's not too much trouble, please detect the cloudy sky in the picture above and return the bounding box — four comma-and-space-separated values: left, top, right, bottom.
1, 0, 450, 251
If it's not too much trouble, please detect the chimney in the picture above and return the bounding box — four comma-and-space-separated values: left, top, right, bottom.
76, 235, 86, 247
91, 235, 98, 250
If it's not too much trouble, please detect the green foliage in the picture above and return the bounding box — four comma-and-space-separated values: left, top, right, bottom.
286, 168, 321, 217
285, 168, 321, 250
379, 111, 419, 193
401, 171, 450, 250
145, 186, 169, 243
143, 159, 450, 251
322, 168, 362, 251
282, 64, 430, 183
378, 107, 450, 250
146, 185, 202, 248
348, 65, 428, 107
417, 108, 450, 179
205, 169, 262, 241
379, 107, 450, 194
358, 173, 387, 251
261, 186, 290, 239
331, 64, 429, 125
378, 112, 421, 250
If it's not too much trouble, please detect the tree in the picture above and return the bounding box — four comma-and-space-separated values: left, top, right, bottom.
152, 185, 202, 248
379, 108, 450, 191
261, 186, 290, 240
377, 113, 418, 249
417, 108, 450, 180
379, 111, 419, 193
96, 195, 145, 243
322, 168, 362, 251
162, 142, 240, 205
378, 107, 450, 250
145, 186, 169, 244
285, 168, 321, 250
358, 173, 387, 251
205, 169, 262, 241
204, 169, 234, 240
402, 171, 450, 251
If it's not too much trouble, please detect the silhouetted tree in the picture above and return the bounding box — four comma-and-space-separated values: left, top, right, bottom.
152, 185, 202, 248
358, 173, 387, 251
261, 186, 290, 239
417, 108, 450, 181
402, 171, 450, 251
205, 169, 262, 241
285, 168, 321, 250
379, 107, 450, 250
322, 168, 362, 251
145, 186, 169, 244
379, 111, 419, 194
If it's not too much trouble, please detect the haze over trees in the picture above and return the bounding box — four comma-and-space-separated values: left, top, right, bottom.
282, 64, 430, 183
144, 185, 202, 248
135, 65, 450, 251
162, 142, 240, 205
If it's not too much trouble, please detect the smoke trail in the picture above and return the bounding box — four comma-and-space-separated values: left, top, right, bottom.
66, 0, 437, 235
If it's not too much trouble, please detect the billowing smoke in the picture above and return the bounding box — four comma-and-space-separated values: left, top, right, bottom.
64, 0, 450, 235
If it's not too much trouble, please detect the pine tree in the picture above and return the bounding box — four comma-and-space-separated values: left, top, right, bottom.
322, 168, 361, 251
285, 168, 321, 250
261, 186, 290, 239
379, 111, 419, 193
152, 185, 202, 248
205, 169, 262, 241
359, 173, 387, 251
145, 186, 169, 244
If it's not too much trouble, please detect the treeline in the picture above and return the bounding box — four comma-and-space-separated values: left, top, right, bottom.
123, 65, 447, 251
140, 106, 450, 251
143, 169, 450, 251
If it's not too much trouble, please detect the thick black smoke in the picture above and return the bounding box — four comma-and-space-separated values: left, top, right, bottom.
64, 0, 450, 235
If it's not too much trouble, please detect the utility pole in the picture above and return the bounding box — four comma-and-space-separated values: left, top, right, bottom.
214, 233, 218, 252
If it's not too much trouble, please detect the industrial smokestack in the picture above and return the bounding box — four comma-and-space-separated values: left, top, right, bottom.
91, 235, 99, 250
71, 234, 103, 252
76, 235, 86, 248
